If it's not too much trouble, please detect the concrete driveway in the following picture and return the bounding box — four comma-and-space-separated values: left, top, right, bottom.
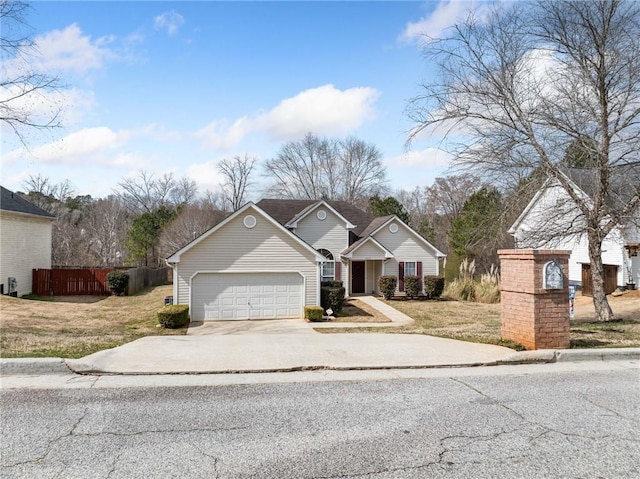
64, 297, 516, 375
187, 319, 315, 335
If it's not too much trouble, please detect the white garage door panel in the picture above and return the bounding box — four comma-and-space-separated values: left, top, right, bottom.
192, 273, 303, 321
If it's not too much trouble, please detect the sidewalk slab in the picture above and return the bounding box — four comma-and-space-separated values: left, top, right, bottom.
65, 333, 515, 375
312, 295, 414, 329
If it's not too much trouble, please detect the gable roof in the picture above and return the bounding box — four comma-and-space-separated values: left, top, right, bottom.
284, 199, 356, 229
256, 198, 446, 257
257, 198, 375, 236
368, 215, 447, 258
563, 166, 640, 213
508, 166, 640, 234
166, 202, 325, 263
341, 235, 394, 259
0, 186, 55, 219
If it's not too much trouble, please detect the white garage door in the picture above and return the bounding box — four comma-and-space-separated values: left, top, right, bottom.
192, 272, 303, 321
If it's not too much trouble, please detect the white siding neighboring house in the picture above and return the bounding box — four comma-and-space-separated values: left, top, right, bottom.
0, 186, 54, 296
166, 199, 445, 321
509, 172, 639, 291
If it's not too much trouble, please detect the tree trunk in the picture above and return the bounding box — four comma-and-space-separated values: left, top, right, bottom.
587, 230, 614, 322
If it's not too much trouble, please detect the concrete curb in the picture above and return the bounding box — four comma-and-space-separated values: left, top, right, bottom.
500, 347, 640, 364
2, 348, 638, 376
0, 358, 73, 376
554, 348, 640, 362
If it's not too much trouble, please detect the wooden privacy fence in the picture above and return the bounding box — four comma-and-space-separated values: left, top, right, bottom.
32, 267, 169, 296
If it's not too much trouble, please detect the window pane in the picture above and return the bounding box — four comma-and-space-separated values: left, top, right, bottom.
322, 262, 335, 280
404, 261, 416, 276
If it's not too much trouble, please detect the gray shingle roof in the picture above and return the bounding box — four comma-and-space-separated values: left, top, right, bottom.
0, 186, 55, 218
256, 198, 377, 237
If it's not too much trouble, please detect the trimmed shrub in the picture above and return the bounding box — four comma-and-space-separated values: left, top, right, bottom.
321, 284, 345, 315
106, 271, 129, 296
424, 276, 445, 299
158, 305, 189, 328
321, 280, 343, 288
378, 275, 397, 300
404, 275, 421, 299
304, 306, 324, 322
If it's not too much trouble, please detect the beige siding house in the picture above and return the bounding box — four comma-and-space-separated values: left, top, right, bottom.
167, 199, 445, 321
0, 186, 54, 296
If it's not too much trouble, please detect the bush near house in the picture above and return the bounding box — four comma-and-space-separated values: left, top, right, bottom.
158, 305, 189, 329
404, 275, 421, 299
321, 281, 345, 314
378, 275, 397, 300
424, 276, 445, 299
106, 271, 129, 296
304, 306, 324, 322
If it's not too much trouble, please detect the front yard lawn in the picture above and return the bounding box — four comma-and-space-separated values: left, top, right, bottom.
0, 285, 187, 358
318, 291, 640, 350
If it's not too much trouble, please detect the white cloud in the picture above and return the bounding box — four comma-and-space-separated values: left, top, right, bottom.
34, 24, 114, 75
185, 160, 225, 192
154, 11, 185, 36
390, 147, 454, 168
196, 84, 380, 150
399, 1, 488, 45
3, 127, 133, 166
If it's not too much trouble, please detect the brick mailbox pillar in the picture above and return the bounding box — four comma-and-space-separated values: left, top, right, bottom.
498, 249, 571, 350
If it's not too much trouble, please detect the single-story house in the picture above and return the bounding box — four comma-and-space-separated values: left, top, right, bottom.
166, 199, 445, 321
0, 186, 54, 296
508, 169, 639, 294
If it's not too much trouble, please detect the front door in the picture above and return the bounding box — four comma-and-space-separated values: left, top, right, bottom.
351, 261, 365, 294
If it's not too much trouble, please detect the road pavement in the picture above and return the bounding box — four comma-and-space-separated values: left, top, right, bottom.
2, 361, 638, 478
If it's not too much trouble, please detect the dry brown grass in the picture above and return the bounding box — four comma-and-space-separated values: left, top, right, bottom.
331, 298, 391, 323
319, 291, 640, 350
0, 285, 186, 358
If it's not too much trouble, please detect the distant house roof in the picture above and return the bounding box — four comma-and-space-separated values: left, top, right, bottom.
256, 198, 375, 236
0, 186, 55, 219
562, 166, 640, 213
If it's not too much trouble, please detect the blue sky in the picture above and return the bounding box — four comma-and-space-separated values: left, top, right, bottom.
1, 1, 481, 199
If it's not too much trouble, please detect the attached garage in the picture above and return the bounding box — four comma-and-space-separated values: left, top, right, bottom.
191, 272, 304, 321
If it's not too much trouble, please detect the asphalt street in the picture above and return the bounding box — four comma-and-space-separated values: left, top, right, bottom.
2, 361, 639, 478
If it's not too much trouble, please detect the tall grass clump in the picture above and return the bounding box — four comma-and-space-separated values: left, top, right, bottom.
444, 259, 500, 303
476, 264, 501, 303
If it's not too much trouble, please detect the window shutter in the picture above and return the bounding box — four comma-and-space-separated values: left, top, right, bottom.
335, 261, 341, 282
399, 261, 405, 292
417, 261, 423, 293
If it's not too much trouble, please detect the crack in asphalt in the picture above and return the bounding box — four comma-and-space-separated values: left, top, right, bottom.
71, 424, 249, 438
450, 377, 636, 442
191, 444, 221, 479
3, 407, 90, 469
580, 395, 640, 424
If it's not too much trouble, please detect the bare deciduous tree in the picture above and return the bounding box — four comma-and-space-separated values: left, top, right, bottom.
264, 133, 387, 203
158, 202, 226, 259
20, 174, 75, 212
218, 154, 257, 212
408, 0, 640, 321
82, 196, 130, 266
116, 170, 197, 213
1, 0, 63, 145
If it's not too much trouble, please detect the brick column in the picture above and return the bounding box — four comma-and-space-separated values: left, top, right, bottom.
498, 249, 571, 350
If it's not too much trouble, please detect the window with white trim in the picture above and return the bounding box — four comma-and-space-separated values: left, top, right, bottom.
404, 261, 417, 276
318, 249, 335, 282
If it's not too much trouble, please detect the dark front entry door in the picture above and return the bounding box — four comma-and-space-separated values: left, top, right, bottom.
352, 261, 365, 294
